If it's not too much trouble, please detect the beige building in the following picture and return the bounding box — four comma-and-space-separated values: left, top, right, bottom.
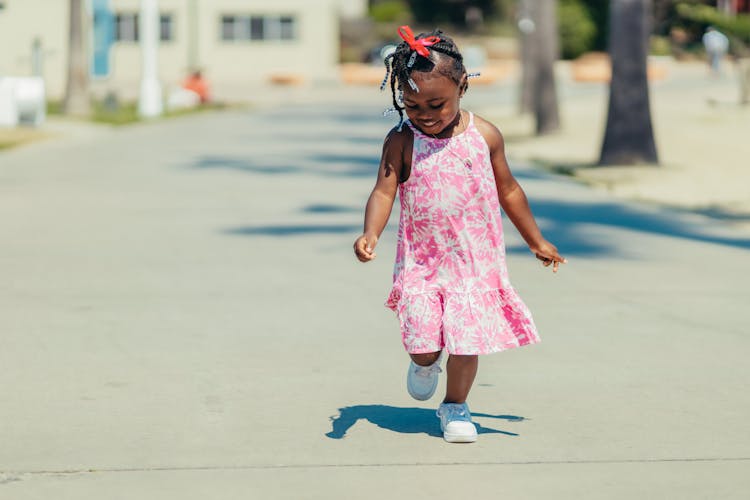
0, 0, 366, 101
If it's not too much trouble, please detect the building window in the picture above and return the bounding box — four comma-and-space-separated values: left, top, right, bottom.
114, 13, 174, 42
250, 17, 264, 40
115, 13, 139, 42
220, 15, 297, 42
279, 16, 295, 40
160, 14, 174, 41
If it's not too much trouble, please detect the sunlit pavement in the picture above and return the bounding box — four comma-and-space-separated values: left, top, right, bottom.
0, 92, 748, 499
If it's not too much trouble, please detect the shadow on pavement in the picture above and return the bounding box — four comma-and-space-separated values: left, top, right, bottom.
189, 153, 379, 178
265, 106, 387, 126
326, 404, 524, 439
222, 196, 750, 256
225, 223, 359, 237
303, 203, 360, 214
188, 148, 750, 253
517, 198, 750, 254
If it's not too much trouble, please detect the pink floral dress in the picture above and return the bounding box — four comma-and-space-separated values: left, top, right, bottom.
385, 112, 540, 355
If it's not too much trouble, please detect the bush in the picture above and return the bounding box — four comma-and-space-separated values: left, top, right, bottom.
558, 0, 597, 59
676, 3, 750, 41
407, 0, 495, 26
369, 1, 412, 23
650, 36, 672, 56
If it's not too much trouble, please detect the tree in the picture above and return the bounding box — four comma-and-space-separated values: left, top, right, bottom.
406, 0, 496, 26
63, 0, 91, 116
518, 0, 560, 134
599, 0, 658, 165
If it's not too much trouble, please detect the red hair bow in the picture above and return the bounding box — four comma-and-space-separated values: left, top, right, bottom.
398, 25, 440, 57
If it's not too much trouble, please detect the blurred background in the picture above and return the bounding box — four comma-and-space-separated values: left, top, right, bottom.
0, 0, 748, 215
0, 1, 748, 105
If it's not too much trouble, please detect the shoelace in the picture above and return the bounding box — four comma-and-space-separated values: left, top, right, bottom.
413, 363, 442, 378
440, 404, 469, 421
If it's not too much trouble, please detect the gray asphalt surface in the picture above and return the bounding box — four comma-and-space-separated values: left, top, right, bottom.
1, 90, 748, 499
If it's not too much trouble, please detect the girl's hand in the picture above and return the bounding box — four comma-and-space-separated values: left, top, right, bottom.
354, 233, 379, 262
530, 241, 567, 273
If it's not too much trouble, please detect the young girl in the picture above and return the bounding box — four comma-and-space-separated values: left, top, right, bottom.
353, 26, 566, 443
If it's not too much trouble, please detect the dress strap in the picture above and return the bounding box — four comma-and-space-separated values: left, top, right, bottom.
404, 119, 424, 136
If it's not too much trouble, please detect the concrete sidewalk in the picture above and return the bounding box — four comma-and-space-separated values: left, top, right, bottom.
0, 96, 748, 499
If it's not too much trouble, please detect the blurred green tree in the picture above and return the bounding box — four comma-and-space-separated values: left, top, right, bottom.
559, 0, 597, 58
585, 0, 611, 51
405, 0, 497, 26
369, 1, 412, 23
676, 3, 750, 41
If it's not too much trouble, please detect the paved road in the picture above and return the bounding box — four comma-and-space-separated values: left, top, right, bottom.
1, 94, 749, 499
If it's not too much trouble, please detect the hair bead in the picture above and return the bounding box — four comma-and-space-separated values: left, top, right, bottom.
407, 51, 417, 68
379, 71, 389, 91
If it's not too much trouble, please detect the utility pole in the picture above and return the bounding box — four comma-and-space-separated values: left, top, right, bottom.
717, 0, 737, 16
138, 0, 162, 118
531, 0, 560, 135
518, 0, 560, 134
517, 0, 535, 115
32, 37, 43, 77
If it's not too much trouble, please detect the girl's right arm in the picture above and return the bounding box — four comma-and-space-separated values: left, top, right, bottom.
353, 129, 404, 262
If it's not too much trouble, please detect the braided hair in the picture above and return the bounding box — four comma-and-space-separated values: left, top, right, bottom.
381, 29, 467, 131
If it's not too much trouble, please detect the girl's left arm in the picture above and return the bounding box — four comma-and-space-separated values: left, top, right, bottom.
478, 117, 567, 272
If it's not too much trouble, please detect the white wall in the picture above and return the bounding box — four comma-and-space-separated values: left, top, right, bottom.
0, 0, 68, 100
336, 0, 367, 19
198, 0, 339, 96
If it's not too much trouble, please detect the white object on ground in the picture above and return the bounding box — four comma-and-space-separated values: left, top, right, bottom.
0, 76, 46, 127
166, 87, 200, 111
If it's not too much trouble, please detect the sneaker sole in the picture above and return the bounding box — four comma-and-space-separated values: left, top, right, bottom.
407, 382, 437, 401
443, 431, 478, 443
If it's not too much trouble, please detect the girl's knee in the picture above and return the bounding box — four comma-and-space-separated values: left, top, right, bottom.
409, 351, 441, 366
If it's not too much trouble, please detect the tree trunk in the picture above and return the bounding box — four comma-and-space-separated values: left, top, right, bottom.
599, 0, 658, 165
63, 0, 91, 116
531, 0, 560, 135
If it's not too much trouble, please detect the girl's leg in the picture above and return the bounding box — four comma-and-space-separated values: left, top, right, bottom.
443, 354, 478, 404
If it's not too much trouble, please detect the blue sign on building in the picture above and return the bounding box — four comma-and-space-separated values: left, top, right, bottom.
91, 0, 114, 78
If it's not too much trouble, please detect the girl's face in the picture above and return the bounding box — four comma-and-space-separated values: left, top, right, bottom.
402, 70, 465, 137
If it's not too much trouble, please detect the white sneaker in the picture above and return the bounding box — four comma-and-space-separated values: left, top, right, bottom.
406, 355, 442, 401
437, 402, 478, 443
